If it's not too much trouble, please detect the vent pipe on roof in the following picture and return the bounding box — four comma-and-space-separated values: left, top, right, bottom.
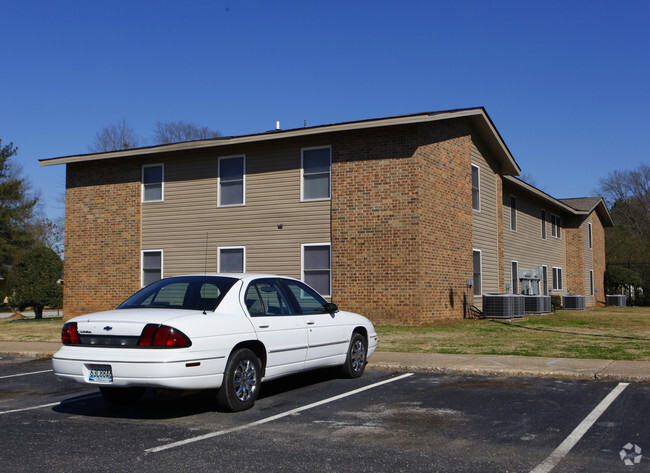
276, 121, 280, 130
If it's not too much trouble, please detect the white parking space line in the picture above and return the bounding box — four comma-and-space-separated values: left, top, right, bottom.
0, 369, 53, 380
146, 372, 415, 453
0, 393, 101, 415
530, 382, 629, 473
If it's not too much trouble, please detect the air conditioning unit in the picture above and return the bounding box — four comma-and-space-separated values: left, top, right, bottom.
563, 295, 586, 310
524, 295, 551, 314
482, 294, 525, 318
606, 295, 626, 307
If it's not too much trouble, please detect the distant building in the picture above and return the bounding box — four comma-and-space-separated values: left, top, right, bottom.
40, 107, 612, 323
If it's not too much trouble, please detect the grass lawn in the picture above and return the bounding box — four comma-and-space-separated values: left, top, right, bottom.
1, 307, 649, 361
376, 306, 650, 361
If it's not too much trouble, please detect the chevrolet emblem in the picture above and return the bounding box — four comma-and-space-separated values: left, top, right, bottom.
103, 326, 113, 331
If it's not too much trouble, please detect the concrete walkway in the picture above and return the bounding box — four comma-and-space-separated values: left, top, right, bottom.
1, 342, 648, 383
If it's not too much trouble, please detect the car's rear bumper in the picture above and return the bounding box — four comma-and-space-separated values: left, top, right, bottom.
52, 347, 226, 390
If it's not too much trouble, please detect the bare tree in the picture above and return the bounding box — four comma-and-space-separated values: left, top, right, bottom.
88, 120, 140, 153
153, 120, 221, 144
598, 163, 650, 262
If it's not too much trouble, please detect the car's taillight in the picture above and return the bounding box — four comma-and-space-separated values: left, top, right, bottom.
61, 322, 80, 345
138, 324, 191, 347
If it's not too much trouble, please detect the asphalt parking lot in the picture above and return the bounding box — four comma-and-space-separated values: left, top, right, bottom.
0, 357, 648, 472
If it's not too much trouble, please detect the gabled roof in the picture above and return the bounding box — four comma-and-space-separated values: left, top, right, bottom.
504, 176, 614, 227
560, 197, 614, 227
39, 107, 521, 175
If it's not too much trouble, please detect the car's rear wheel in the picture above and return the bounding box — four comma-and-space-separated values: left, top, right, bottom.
216, 348, 261, 412
340, 332, 367, 378
99, 386, 146, 405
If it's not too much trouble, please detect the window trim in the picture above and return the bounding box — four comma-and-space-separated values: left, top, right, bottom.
301, 242, 332, 297
542, 265, 548, 296
588, 222, 593, 249
218, 155, 246, 207
552, 266, 563, 290
218, 246, 246, 273
471, 164, 481, 212
541, 209, 547, 240
589, 270, 594, 296
510, 195, 517, 232
142, 163, 164, 203
141, 249, 163, 287
472, 249, 482, 296
301, 146, 332, 202
511, 260, 518, 294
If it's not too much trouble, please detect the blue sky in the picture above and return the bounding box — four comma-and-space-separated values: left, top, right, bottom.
1, 0, 648, 223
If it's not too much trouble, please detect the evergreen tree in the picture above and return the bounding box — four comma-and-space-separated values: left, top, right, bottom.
7, 246, 62, 318
0, 140, 38, 271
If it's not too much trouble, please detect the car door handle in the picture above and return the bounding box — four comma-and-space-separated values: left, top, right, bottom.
307, 321, 315, 325
258, 325, 270, 329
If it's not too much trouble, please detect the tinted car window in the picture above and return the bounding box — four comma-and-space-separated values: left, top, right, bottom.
118, 276, 237, 311
282, 279, 329, 314
245, 279, 294, 316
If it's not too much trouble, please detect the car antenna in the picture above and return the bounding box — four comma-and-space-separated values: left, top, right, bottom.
202, 231, 209, 315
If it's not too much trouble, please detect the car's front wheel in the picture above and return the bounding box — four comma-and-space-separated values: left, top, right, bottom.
216, 348, 261, 412
99, 386, 146, 405
340, 332, 367, 378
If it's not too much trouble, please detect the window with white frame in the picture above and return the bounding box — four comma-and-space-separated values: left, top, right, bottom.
551, 214, 562, 238
588, 222, 593, 249
218, 247, 245, 273
142, 250, 162, 286
541, 209, 547, 240
218, 156, 245, 206
510, 196, 517, 231
589, 270, 594, 296
142, 164, 164, 202
471, 165, 480, 211
511, 261, 519, 294
302, 243, 331, 297
301, 147, 331, 201
542, 265, 548, 295
472, 250, 482, 296
552, 267, 563, 290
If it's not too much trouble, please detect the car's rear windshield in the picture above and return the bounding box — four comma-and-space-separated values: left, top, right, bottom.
117, 276, 238, 311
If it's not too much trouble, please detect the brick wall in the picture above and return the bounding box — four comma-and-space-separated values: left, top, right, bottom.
565, 215, 586, 298
64, 160, 141, 317
591, 214, 607, 305
331, 119, 474, 324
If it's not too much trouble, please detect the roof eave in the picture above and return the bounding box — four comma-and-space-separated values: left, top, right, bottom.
39, 108, 520, 174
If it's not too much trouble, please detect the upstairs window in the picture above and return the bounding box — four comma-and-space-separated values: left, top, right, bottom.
588, 223, 593, 249
219, 246, 245, 273
471, 165, 480, 211
301, 147, 331, 201
219, 156, 245, 207
142, 250, 162, 287
551, 214, 562, 239
541, 209, 547, 240
142, 164, 164, 202
510, 196, 517, 232
302, 243, 331, 297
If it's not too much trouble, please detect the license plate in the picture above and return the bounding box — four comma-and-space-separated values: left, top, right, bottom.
88, 365, 113, 383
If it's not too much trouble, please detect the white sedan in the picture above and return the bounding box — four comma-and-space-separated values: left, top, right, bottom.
53, 274, 378, 411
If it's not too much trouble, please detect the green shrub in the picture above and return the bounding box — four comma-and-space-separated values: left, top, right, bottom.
551, 295, 562, 312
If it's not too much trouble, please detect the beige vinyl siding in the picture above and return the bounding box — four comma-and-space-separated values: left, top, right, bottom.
141, 143, 331, 281
502, 182, 566, 295
471, 138, 500, 306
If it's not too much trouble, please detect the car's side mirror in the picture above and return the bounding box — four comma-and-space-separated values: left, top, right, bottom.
324, 302, 338, 314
